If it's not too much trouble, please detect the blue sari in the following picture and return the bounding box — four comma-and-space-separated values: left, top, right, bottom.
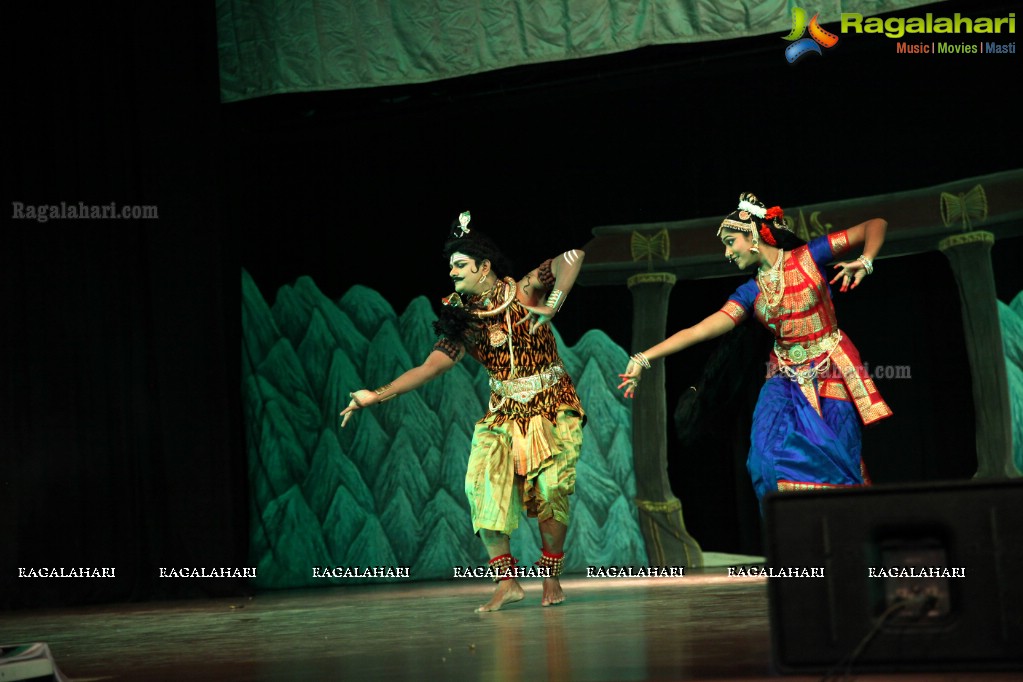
748, 375, 864, 506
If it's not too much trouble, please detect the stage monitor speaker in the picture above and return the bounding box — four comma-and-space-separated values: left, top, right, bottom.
764, 478, 1023, 675
0, 643, 66, 681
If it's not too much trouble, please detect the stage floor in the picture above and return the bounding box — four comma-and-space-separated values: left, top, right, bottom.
1, 565, 1019, 682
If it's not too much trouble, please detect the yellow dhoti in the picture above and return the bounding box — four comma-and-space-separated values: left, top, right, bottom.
464, 410, 583, 535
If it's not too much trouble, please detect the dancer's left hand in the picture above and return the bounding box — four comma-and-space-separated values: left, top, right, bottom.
830, 260, 868, 292
516, 304, 555, 334
617, 360, 643, 399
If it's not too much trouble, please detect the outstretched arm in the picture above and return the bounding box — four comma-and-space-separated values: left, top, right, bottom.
340, 349, 457, 427
831, 218, 887, 292
618, 311, 736, 398
518, 249, 586, 334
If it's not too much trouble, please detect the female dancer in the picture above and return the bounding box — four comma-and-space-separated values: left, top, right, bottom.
619, 193, 891, 508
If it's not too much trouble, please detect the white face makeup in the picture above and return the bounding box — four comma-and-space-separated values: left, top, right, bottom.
449, 252, 472, 268
449, 253, 489, 295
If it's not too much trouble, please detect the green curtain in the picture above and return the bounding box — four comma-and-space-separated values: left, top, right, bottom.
217, 0, 945, 102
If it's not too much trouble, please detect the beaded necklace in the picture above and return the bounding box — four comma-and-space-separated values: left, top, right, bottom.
757, 250, 786, 310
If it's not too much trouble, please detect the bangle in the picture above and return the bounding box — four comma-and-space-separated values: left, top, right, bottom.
545, 289, 564, 311
374, 383, 397, 403
857, 255, 874, 275
630, 352, 652, 370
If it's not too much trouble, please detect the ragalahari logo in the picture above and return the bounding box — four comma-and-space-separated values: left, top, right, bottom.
783, 7, 839, 63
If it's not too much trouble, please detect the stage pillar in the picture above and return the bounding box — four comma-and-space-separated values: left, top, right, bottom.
627, 272, 703, 567
939, 230, 1018, 478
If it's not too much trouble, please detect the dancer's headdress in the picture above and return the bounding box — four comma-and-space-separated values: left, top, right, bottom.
717, 192, 802, 249
447, 211, 474, 268
442, 210, 510, 271
450, 210, 471, 239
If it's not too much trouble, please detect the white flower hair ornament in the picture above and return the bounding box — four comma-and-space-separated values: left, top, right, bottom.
737, 200, 766, 219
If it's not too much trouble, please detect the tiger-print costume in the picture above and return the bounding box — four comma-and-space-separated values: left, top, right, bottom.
433, 259, 584, 432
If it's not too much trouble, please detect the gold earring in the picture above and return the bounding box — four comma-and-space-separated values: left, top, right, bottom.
478, 273, 487, 284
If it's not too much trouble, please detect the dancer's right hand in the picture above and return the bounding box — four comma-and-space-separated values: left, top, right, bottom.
339, 389, 376, 428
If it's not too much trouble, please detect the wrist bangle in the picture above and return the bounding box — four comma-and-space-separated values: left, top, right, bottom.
857, 255, 874, 275
374, 383, 397, 403
630, 352, 652, 370
545, 289, 564, 311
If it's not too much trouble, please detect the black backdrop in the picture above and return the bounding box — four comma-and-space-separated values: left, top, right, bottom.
4, 0, 1020, 609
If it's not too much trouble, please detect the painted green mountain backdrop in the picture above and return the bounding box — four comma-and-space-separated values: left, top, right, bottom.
242, 270, 646, 589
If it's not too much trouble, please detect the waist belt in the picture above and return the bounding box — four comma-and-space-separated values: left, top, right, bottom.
774, 330, 842, 365
489, 363, 566, 408
773, 330, 843, 386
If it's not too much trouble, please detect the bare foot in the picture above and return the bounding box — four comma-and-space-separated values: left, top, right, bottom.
475, 579, 525, 612
541, 577, 564, 607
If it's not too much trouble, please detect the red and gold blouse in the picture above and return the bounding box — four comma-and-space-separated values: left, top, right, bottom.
718, 230, 892, 425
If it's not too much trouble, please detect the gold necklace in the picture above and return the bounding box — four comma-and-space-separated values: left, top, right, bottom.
757, 250, 785, 309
